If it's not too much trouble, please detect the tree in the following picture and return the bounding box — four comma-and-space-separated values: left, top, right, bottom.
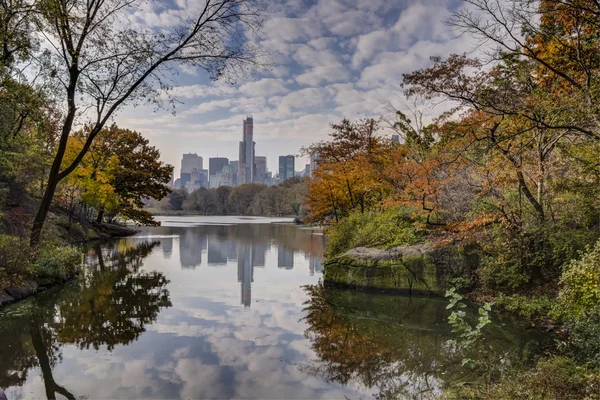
214, 185, 232, 214
303, 119, 387, 223
228, 183, 265, 215
29, 0, 267, 245
168, 189, 186, 211
94, 125, 172, 225
183, 187, 216, 215
446, 0, 600, 140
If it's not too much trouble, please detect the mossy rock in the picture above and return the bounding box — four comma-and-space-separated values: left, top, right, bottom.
324, 243, 476, 295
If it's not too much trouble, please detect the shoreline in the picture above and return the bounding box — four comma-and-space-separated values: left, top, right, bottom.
0, 274, 79, 310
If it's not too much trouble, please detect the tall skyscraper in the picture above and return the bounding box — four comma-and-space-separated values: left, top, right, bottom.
239, 116, 255, 185
278, 155, 295, 181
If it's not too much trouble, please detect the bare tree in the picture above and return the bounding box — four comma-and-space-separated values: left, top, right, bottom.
29, 0, 268, 245
447, 0, 600, 139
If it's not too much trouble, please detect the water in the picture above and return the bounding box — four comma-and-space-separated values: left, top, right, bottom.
0, 216, 546, 399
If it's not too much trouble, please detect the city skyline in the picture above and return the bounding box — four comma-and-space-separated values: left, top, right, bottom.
112, 1, 464, 180
174, 116, 311, 191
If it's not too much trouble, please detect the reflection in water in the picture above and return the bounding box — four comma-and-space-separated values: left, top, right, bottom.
0, 219, 548, 399
156, 223, 324, 307
301, 284, 547, 399
0, 241, 171, 399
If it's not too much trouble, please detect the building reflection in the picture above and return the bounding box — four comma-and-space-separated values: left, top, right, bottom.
237, 242, 254, 307
277, 246, 294, 269
179, 229, 207, 269
153, 223, 326, 307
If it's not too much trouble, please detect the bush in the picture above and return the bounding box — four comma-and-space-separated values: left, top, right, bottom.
445, 357, 600, 400
568, 306, 600, 370
558, 239, 600, 321
0, 234, 33, 285
33, 243, 82, 281
325, 208, 422, 257
496, 293, 558, 320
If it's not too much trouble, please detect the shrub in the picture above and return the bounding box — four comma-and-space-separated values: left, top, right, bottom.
558, 239, 600, 321
325, 208, 422, 257
33, 243, 82, 281
567, 306, 600, 370
496, 294, 558, 320
445, 357, 600, 400
0, 234, 33, 285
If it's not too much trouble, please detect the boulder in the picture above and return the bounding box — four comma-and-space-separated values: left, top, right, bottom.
324, 243, 478, 295
0, 291, 15, 306
4, 281, 38, 300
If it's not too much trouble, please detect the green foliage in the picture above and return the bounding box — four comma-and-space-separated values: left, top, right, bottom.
0, 234, 32, 284
33, 243, 82, 281
496, 294, 558, 320
325, 208, 422, 257
445, 357, 600, 400
567, 306, 600, 370
445, 287, 493, 369
558, 240, 600, 321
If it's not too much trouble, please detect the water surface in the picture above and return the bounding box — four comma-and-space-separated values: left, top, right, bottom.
0, 216, 546, 399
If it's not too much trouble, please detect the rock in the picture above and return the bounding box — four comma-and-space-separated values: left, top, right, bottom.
0, 291, 15, 306
324, 243, 478, 295
36, 277, 57, 288
4, 281, 38, 300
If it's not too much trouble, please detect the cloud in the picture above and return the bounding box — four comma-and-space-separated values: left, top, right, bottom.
239, 78, 288, 97
115, 0, 473, 175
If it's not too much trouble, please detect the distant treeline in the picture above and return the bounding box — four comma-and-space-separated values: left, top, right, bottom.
146, 177, 308, 217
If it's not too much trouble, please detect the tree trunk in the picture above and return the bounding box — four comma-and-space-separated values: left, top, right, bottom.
96, 208, 105, 224
30, 175, 60, 246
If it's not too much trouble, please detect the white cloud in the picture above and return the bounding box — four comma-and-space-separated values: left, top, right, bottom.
239, 78, 288, 97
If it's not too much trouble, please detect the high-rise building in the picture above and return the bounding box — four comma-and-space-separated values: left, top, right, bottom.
181, 153, 203, 175
310, 152, 319, 178
211, 164, 233, 188
230, 161, 239, 186
209, 157, 229, 184
239, 116, 255, 185
278, 155, 295, 181
254, 156, 267, 184
181, 153, 203, 191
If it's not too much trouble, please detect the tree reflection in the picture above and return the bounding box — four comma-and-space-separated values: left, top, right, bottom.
301, 284, 546, 399
0, 240, 171, 398
55, 241, 171, 351
301, 284, 455, 398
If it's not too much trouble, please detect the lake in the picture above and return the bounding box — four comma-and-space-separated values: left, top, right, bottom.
0, 216, 547, 399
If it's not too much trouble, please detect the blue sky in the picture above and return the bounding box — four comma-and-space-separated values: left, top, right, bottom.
117, 0, 470, 175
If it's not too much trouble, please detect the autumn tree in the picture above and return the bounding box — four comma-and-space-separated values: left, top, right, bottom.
302, 119, 387, 223
57, 125, 172, 225
28, 0, 268, 245
94, 125, 172, 225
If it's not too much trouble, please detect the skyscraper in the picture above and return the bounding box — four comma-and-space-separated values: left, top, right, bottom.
278, 155, 295, 181
239, 116, 255, 185
181, 153, 203, 191
181, 153, 203, 175
230, 161, 239, 186
254, 156, 267, 184
209, 157, 229, 182
310, 152, 319, 178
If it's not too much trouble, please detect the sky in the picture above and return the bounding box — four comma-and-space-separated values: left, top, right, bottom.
116, 0, 471, 176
